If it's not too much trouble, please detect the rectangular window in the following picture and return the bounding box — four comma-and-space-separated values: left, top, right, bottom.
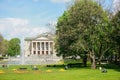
46, 51, 48, 55
38, 51, 40, 55
34, 51, 36, 54
42, 51, 44, 55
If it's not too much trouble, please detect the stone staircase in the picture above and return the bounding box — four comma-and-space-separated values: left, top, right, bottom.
6, 54, 62, 65
24, 54, 61, 65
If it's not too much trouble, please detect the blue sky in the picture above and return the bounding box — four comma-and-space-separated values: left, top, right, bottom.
0, 0, 119, 42
0, 0, 72, 41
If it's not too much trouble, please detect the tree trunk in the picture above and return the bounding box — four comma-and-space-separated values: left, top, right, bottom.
98, 43, 102, 66
91, 56, 96, 69
90, 51, 96, 69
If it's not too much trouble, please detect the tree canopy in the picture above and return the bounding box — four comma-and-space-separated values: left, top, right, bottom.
55, 0, 113, 69
7, 38, 21, 56
0, 34, 9, 56
111, 11, 120, 63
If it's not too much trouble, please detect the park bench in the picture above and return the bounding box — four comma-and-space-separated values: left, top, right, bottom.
19, 68, 27, 70
32, 68, 39, 70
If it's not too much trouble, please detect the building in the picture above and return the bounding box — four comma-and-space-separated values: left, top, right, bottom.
24, 33, 62, 64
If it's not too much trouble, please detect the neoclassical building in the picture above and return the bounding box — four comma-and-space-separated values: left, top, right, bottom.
24, 33, 62, 64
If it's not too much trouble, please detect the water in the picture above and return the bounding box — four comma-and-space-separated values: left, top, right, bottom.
21, 51, 25, 65
0, 52, 61, 65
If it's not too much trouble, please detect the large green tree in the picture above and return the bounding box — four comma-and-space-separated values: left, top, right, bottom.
56, 0, 110, 69
8, 38, 21, 56
111, 11, 120, 63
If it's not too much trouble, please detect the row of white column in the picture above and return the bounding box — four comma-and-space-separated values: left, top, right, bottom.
31, 41, 53, 55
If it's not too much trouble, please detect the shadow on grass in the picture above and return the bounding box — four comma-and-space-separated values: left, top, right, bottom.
46, 63, 91, 70
101, 63, 120, 72
46, 63, 120, 72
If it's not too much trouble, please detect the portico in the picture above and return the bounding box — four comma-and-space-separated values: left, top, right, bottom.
24, 33, 62, 64
31, 41, 53, 55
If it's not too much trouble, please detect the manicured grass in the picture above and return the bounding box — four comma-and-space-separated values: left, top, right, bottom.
0, 65, 120, 80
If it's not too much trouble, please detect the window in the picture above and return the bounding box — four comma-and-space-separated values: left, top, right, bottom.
38, 51, 40, 55
34, 51, 36, 54
46, 51, 48, 55
42, 51, 44, 55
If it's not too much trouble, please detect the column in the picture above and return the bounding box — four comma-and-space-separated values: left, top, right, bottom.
31, 41, 33, 54
44, 42, 46, 55
36, 42, 37, 54
40, 42, 42, 55
38, 42, 40, 55
48, 42, 50, 55
33, 42, 35, 54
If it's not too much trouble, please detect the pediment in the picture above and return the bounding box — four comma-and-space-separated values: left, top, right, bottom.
35, 37, 50, 40
25, 32, 54, 41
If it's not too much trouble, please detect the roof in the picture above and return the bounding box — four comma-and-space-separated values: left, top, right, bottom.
24, 32, 55, 41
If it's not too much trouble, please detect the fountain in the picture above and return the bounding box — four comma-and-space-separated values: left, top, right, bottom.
21, 50, 25, 65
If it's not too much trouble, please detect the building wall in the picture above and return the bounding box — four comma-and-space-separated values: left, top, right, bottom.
25, 37, 62, 60
24, 40, 31, 57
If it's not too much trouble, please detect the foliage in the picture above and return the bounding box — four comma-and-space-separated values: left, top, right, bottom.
111, 11, 120, 62
0, 34, 4, 55
55, 0, 111, 69
111, 11, 120, 45
7, 38, 21, 56
0, 34, 9, 55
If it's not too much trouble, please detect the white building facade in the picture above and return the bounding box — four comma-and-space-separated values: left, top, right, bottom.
24, 33, 62, 64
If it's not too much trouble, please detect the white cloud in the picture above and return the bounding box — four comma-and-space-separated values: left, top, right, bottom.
113, 0, 120, 13
0, 17, 51, 49
0, 18, 28, 27
0, 18, 49, 40
51, 0, 72, 3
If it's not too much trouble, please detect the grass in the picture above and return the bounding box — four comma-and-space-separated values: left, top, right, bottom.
0, 64, 120, 80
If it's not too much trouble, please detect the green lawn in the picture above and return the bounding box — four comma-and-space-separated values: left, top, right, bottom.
0, 65, 120, 80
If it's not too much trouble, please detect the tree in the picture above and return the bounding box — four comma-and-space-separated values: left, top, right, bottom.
111, 11, 120, 63
7, 38, 21, 56
0, 34, 9, 56
56, 0, 110, 69
0, 33, 4, 55
2, 39, 9, 56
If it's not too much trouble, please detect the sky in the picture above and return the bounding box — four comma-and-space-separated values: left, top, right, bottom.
0, 0, 119, 45
0, 0, 72, 41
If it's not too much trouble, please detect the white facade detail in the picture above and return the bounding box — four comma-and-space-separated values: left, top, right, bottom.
24, 33, 62, 65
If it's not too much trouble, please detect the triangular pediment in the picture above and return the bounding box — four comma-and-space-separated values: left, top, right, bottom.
35, 37, 50, 40
25, 32, 54, 41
